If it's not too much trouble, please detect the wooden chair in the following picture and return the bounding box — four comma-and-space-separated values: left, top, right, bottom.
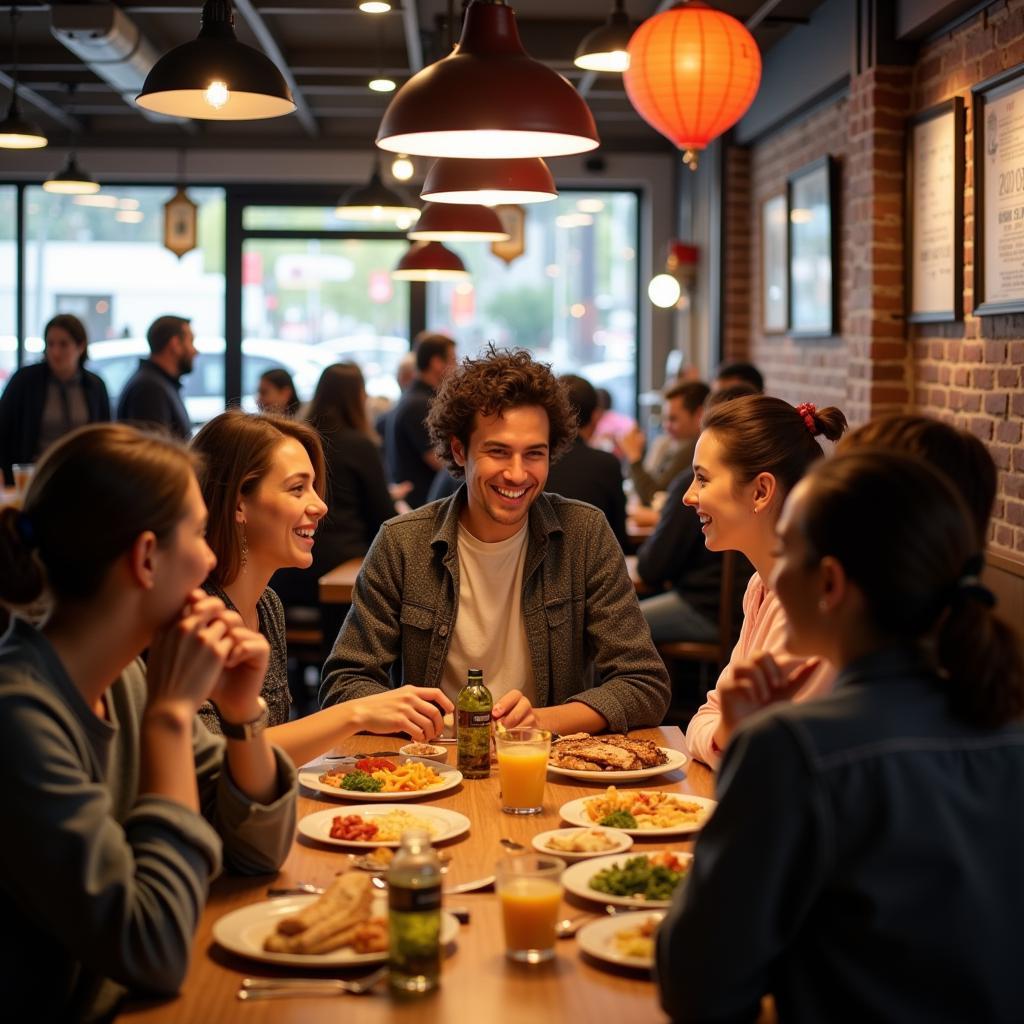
657, 550, 738, 673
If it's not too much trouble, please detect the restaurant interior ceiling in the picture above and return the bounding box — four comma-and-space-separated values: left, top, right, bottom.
2, 0, 828, 159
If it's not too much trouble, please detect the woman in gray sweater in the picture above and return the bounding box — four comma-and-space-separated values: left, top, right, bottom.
0, 423, 297, 1022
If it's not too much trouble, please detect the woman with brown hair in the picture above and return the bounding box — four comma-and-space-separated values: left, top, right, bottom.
192, 410, 452, 766
683, 394, 847, 768
0, 313, 111, 486
658, 450, 1024, 1022
0, 423, 295, 1021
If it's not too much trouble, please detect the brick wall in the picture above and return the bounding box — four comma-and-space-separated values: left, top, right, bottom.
726, 0, 1024, 559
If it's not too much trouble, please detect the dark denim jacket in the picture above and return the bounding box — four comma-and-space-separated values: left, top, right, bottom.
320, 489, 671, 733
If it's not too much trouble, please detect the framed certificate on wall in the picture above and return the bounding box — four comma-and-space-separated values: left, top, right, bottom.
787, 156, 838, 337
906, 97, 964, 322
973, 64, 1024, 315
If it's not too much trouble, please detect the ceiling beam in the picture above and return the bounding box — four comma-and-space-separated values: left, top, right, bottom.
0, 69, 82, 132
232, 0, 319, 136
400, 0, 424, 72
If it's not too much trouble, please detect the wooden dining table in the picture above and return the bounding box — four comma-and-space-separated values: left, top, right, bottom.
117, 727, 715, 1024
318, 556, 363, 604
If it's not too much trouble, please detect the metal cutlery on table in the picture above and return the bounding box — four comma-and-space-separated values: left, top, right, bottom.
237, 966, 388, 1001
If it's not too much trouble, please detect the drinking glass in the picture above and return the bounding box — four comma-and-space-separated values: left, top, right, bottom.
12, 463, 34, 500
496, 726, 551, 814
496, 853, 565, 964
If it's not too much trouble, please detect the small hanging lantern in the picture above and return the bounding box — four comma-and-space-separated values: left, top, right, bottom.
164, 187, 198, 258
623, 1, 761, 171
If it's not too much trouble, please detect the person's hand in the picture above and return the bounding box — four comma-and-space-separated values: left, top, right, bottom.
207, 608, 271, 725
715, 653, 820, 748
388, 481, 414, 502
630, 505, 660, 527
352, 686, 454, 742
491, 689, 539, 729
620, 426, 647, 465
145, 590, 234, 716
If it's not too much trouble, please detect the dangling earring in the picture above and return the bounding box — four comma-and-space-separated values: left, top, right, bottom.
240, 522, 248, 574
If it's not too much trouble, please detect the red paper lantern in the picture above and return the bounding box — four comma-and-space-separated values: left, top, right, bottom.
623, 1, 761, 170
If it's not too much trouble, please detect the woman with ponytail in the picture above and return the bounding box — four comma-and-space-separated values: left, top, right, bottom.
658, 450, 1024, 1022
682, 394, 847, 767
0, 424, 296, 1021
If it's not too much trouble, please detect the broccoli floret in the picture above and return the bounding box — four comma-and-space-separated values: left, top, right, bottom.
599, 810, 637, 829
339, 769, 384, 792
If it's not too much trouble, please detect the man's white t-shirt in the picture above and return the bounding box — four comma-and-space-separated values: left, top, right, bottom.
441, 521, 537, 706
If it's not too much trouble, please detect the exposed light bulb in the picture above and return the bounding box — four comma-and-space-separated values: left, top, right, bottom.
391, 154, 414, 181
204, 80, 230, 109
648, 273, 681, 308
359, 0, 391, 11
369, 78, 397, 93
395, 213, 414, 230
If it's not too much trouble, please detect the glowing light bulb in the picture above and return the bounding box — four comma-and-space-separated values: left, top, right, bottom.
205, 80, 230, 109
369, 78, 397, 93
391, 154, 414, 181
648, 273, 681, 309
359, 0, 391, 11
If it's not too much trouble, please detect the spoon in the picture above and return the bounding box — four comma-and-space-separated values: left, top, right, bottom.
555, 904, 630, 938
499, 838, 526, 852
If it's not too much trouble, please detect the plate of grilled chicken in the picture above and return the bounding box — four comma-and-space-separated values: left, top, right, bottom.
547, 734, 687, 782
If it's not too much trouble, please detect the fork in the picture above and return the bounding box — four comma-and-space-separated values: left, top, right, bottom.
237, 966, 388, 1000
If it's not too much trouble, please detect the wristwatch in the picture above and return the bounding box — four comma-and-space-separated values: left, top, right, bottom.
219, 697, 269, 741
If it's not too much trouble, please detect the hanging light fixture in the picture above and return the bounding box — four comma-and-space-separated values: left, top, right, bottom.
408, 202, 510, 242
136, 0, 295, 120
623, 1, 761, 170
335, 161, 420, 224
574, 0, 633, 73
648, 241, 698, 308
392, 240, 470, 281
359, 0, 391, 11
43, 153, 100, 194
391, 154, 415, 181
421, 157, 556, 206
376, 0, 599, 159
0, 7, 48, 149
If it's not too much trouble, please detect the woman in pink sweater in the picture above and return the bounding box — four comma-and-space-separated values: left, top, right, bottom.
683, 394, 847, 768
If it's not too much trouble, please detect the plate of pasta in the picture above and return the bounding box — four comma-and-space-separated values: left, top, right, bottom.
299, 756, 463, 801
297, 805, 471, 849
576, 910, 666, 970
559, 786, 716, 836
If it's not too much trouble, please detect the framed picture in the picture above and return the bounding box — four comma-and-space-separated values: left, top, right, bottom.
906, 97, 964, 322
490, 204, 526, 264
761, 194, 788, 332
787, 156, 838, 337
163, 187, 198, 259
973, 64, 1024, 315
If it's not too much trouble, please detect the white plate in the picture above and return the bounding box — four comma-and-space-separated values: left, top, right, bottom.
547, 746, 688, 782
530, 827, 633, 862
576, 910, 666, 971
558, 791, 717, 836
299, 758, 463, 801
212, 894, 459, 968
562, 851, 693, 908
298, 804, 471, 849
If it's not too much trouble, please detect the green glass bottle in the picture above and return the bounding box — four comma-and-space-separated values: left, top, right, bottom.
387, 829, 442, 995
456, 667, 492, 779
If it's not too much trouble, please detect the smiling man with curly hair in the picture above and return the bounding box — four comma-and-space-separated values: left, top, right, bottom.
320, 347, 670, 736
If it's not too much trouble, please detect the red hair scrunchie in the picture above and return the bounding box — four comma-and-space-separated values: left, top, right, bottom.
796, 402, 817, 434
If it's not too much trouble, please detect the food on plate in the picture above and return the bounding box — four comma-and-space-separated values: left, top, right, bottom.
612, 915, 662, 958
318, 759, 444, 794
550, 733, 669, 772
599, 810, 638, 829
543, 828, 619, 854
589, 852, 690, 902
584, 787, 708, 830
399, 742, 448, 763
330, 810, 442, 843
263, 872, 387, 955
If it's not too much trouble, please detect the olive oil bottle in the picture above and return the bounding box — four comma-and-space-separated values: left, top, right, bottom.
388, 829, 442, 995
456, 667, 492, 779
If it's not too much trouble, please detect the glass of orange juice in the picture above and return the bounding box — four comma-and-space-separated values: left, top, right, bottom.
496, 726, 551, 814
496, 853, 565, 963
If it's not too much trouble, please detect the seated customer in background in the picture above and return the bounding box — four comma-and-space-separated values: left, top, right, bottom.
713, 360, 764, 394
192, 411, 453, 767
273, 362, 396, 610
683, 395, 845, 769
621, 380, 709, 507
636, 385, 757, 644
256, 367, 300, 417
546, 373, 627, 550
0, 312, 110, 487
321, 347, 671, 736
0, 424, 296, 1021
658, 450, 1024, 1023
591, 386, 636, 460
116, 314, 196, 439
384, 332, 457, 508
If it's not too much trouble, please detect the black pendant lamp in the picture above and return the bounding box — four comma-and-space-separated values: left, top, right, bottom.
574, 0, 633, 73
0, 8, 47, 149
335, 161, 420, 224
43, 153, 100, 194
136, 0, 295, 120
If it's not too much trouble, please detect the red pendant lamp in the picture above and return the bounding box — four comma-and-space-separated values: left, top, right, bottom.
392, 241, 470, 281
408, 203, 510, 242
623, 1, 761, 170
421, 157, 557, 206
